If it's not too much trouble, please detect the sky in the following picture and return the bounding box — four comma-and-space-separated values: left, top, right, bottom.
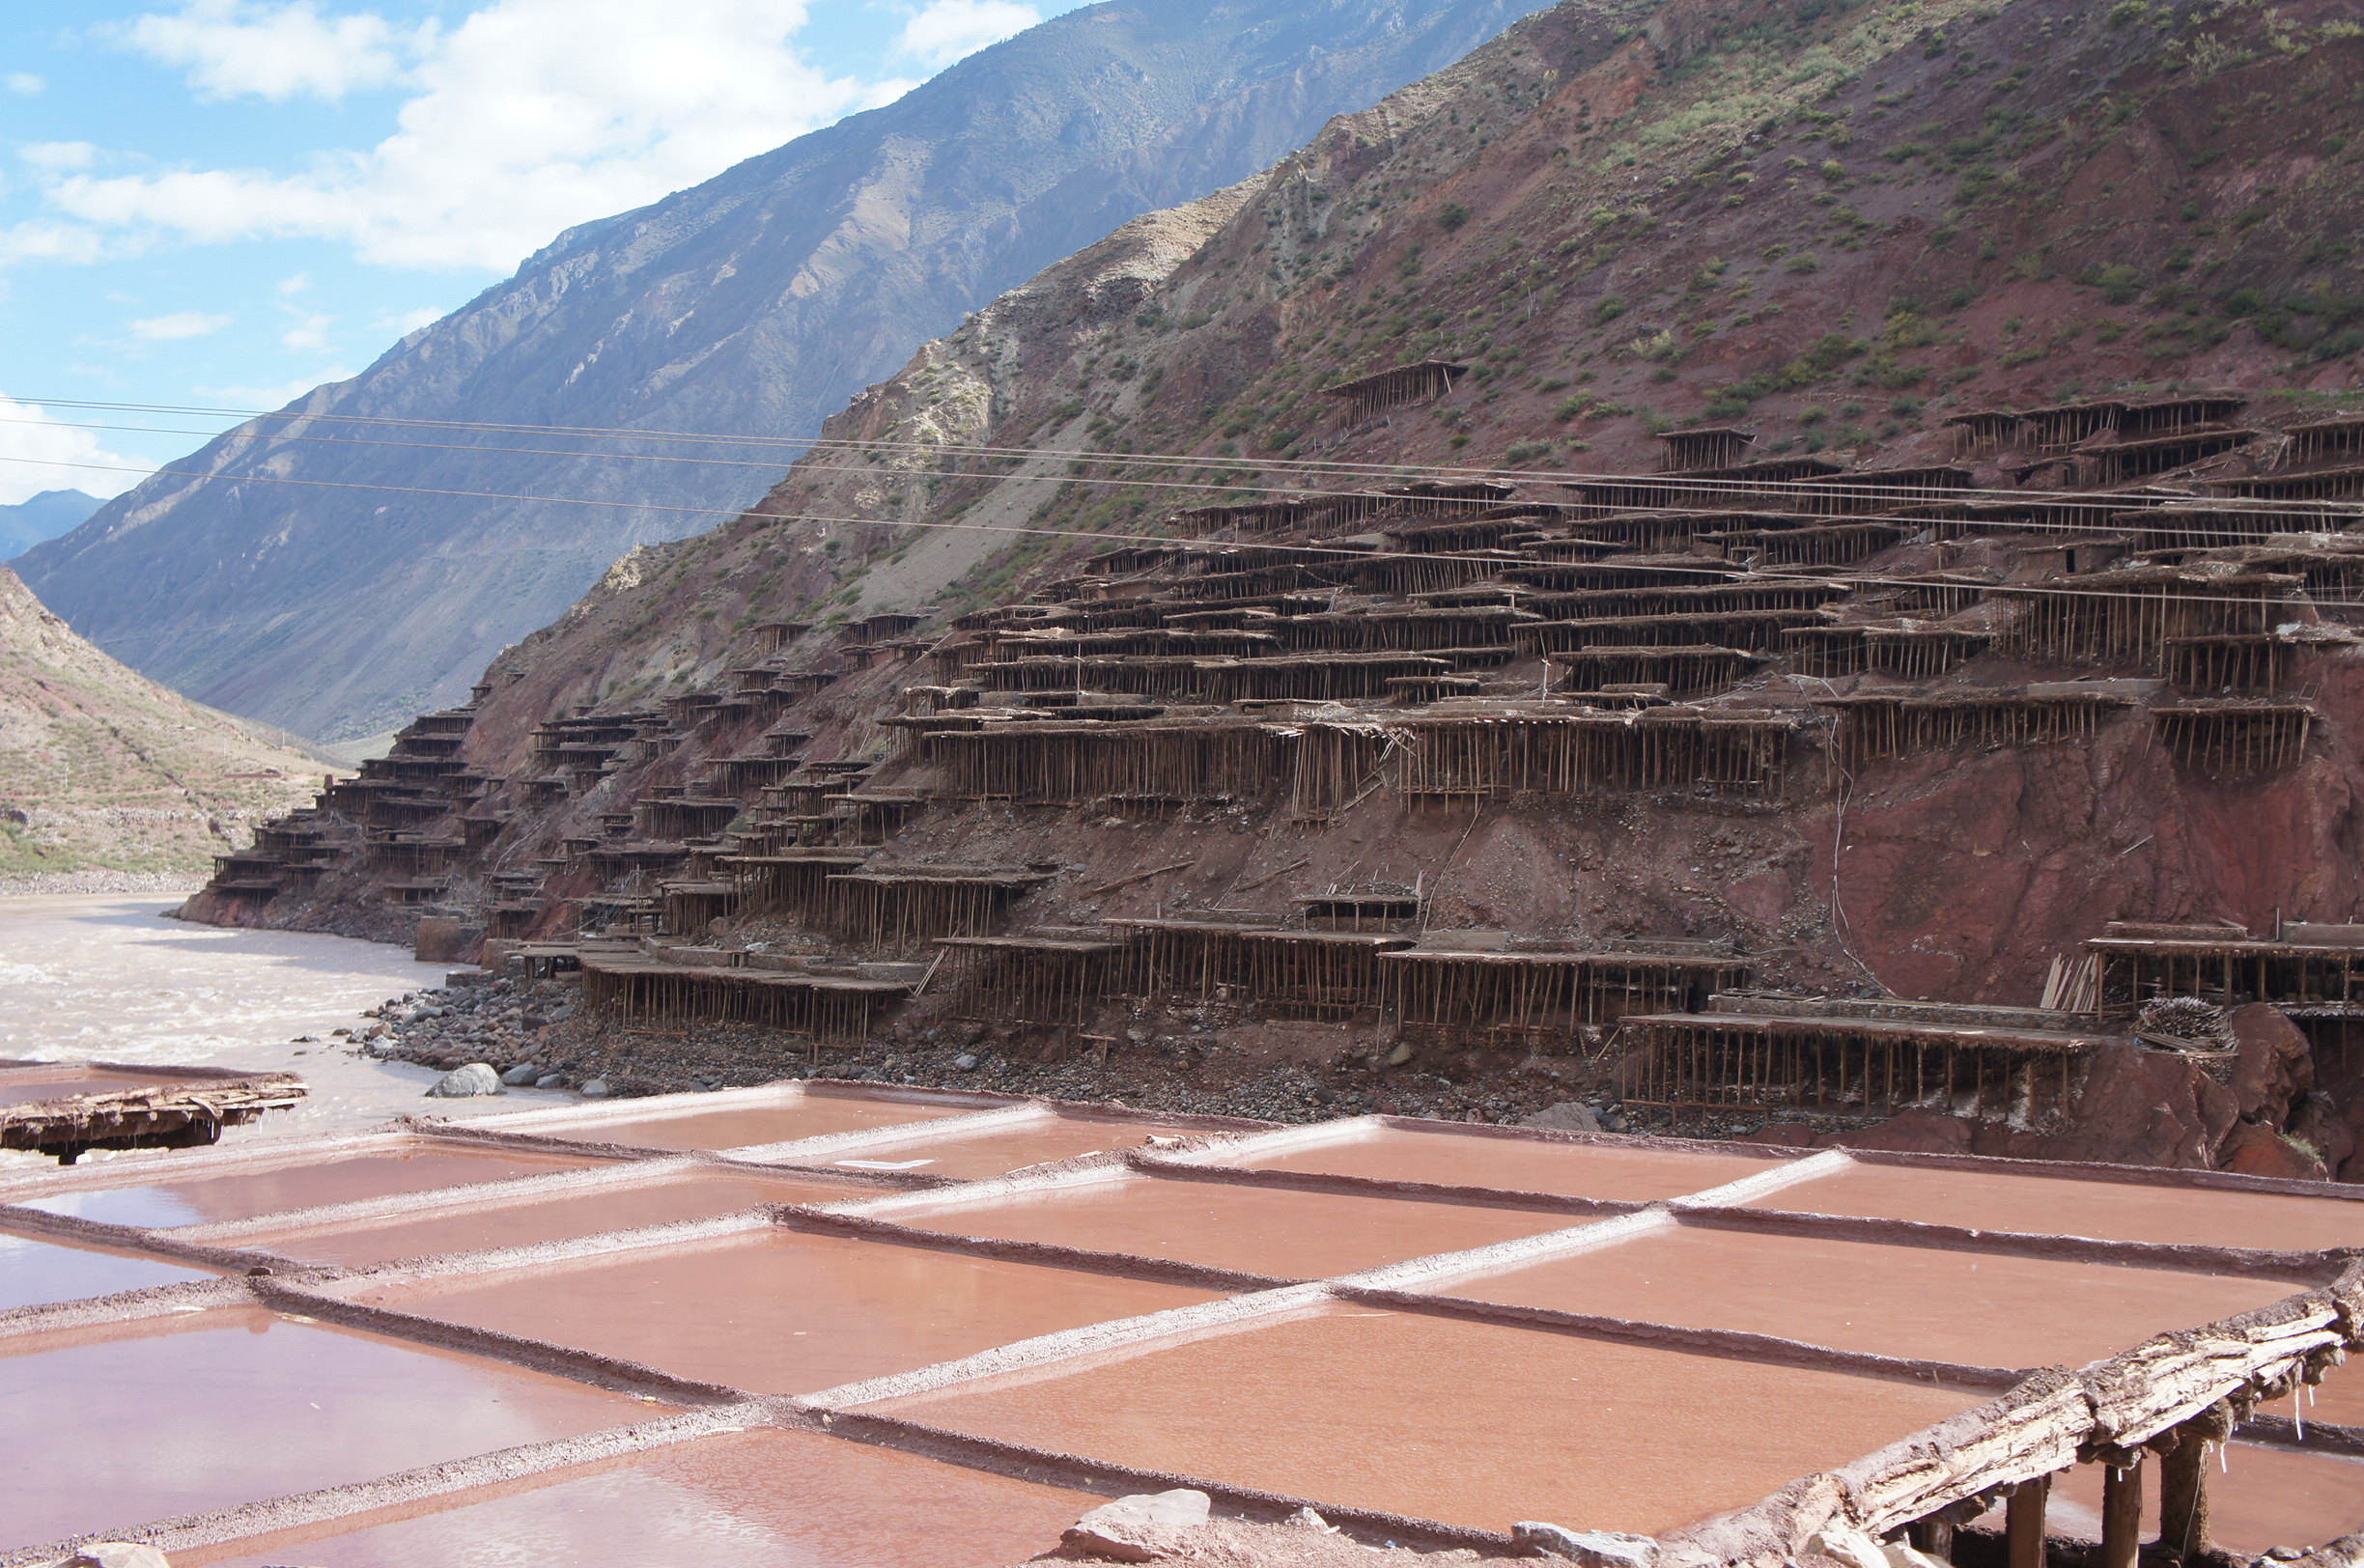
0, 0, 1080, 505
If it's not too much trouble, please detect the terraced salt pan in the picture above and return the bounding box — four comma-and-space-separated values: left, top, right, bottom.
529, 1096, 970, 1152
0, 1306, 652, 1553
360, 1230, 1222, 1393
1224, 1123, 1789, 1200
177, 1427, 1093, 1568
886, 1174, 1584, 1276
12, 1144, 601, 1228
869, 1304, 1984, 1535
241, 1169, 863, 1268
1443, 1222, 2297, 1368
813, 1113, 1213, 1179
1749, 1161, 2364, 1251
0, 1226, 214, 1311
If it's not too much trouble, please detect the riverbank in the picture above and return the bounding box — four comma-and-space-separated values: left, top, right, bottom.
0, 893, 575, 1162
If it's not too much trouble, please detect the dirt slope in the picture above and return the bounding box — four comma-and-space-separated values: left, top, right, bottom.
0, 569, 325, 882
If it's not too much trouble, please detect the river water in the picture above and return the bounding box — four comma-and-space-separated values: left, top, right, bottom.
0, 893, 569, 1165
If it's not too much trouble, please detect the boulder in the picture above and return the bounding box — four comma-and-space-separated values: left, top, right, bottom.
425, 1062, 502, 1098
498, 1063, 542, 1086
534, 1072, 568, 1089
1521, 1102, 1603, 1134
2218, 1120, 2329, 1182
1061, 1489, 1211, 1562
1514, 1523, 1659, 1566
2228, 1003, 2315, 1124
66, 1546, 173, 1568
580, 1078, 612, 1099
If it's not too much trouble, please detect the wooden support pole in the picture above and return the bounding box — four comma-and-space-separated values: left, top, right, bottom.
2158, 1429, 2210, 1562
2006, 1474, 2049, 1568
2100, 1460, 2144, 1568
1906, 1520, 1955, 1562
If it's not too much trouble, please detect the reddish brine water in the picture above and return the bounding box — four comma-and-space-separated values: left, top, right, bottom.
178, 1428, 1092, 1568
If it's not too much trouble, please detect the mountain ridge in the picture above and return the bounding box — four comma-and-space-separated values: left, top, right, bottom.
16, 0, 1562, 742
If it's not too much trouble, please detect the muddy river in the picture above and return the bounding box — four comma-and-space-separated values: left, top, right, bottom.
0, 893, 568, 1164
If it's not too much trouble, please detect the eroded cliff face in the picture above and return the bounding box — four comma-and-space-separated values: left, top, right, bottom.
14, 0, 1563, 742
188, 0, 2364, 1176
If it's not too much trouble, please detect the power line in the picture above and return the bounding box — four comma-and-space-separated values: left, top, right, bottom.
17, 391, 2364, 521
6, 451, 2351, 614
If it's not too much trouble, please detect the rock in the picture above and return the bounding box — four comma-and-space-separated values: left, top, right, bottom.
499, 1063, 542, 1086
954, 1052, 979, 1070
425, 1062, 502, 1098
1520, 1101, 1603, 1134
2218, 1119, 2329, 1182
579, 1078, 611, 1098
1802, 1528, 1945, 1568
1283, 1506, 1338, 1533
1514, 1524, 1658, 1567
1061, 1489, 1211, 1562
65, 1545, 173, 1568
2228, 1002, 2315, 1124
534, 1072, 569, 1089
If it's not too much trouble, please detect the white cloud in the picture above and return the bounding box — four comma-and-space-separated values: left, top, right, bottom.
280, 311, 334, 350
5, 73, 46, 96
128, 310, 234, 340
0, 221, 114, 266
45, 0, 909, 273
0, 396, 153, 503
20, 143, 98, 174
896, 0, 1039, 70
276, 271, 311, 294
119, 1, 429, 103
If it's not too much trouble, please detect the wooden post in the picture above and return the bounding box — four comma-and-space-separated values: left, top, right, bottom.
1906, 1520, 1955, 1562
2158, 1429, 2210, 1561
2006, 1474, 2049, 1568
2100, 1460, 2144, 1568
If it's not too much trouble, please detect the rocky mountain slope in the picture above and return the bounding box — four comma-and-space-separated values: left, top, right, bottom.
189, 0, 2364, 1179
0, 569, 324, 882
0, 490, 100, 560
14, 0, 1561, 743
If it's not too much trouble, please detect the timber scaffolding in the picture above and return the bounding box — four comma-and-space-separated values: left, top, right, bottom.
2087, 924, 2364, 1021
1815, 691, 2137, 770
1545, 645, 1762, 697
1944, 393, 2251, 456
1387, 946, 1749, 1052
1994, 566, 2295, 665
2151, 701, 2317, 773
1617, 995, 2110, 1128
1562, 462, 1972, 518
812, 865, 1053, 950
1781, 623, 1989, 680
925, 708, 1799, 809
1657, 425, 1756, 472
929, 935, 1122, 1026
577, 948, 915, 1042
1321, 359, 1467, 422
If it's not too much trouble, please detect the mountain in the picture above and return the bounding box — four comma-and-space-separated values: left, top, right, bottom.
0, 569, 325, 882
187, 0, 2364, 1179
14, 0, 1562, 742
0, 490, 101, 559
